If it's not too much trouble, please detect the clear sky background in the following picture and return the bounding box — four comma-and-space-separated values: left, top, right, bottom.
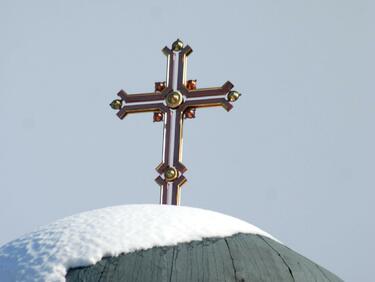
0, 1, 374, 281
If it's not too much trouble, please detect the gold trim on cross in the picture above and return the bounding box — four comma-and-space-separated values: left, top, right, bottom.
110, 39, 241, 205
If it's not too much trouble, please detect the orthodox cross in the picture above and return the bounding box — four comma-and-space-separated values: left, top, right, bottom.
110, 39, 241, 205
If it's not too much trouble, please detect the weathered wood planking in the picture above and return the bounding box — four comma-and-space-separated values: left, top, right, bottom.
66, 233, 342, 282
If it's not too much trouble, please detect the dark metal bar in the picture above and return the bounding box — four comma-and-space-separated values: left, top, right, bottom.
156, 109, 172, 174
172, 109, 187, 173
154, 47, 175, 174
184, 81, 234, 98
162, 47, 175, 91
117, 103, 168, 119
177, 46, 193, 93
155, 176, 168, 204
117, 90, 164, 103
171, 175, 187, 205
181, 98, 233, 112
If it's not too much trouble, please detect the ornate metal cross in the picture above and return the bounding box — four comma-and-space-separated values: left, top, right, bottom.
110, 39, 241, 205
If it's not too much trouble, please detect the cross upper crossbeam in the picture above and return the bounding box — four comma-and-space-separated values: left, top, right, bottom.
110, 39, 241, 205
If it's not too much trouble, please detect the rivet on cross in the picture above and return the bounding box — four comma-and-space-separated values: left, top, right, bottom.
110, 39, 241, 205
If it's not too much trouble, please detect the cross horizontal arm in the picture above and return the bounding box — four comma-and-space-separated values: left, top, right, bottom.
183, 81, 234, 98
117, 90, 165, 104
117, 103, 168, 119
181, 98, 233, 112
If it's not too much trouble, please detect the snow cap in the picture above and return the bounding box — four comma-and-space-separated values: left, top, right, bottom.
0, 204, 276, 282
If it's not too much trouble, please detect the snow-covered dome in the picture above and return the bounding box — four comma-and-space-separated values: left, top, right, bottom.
0, 205, 342, 282
0, 205, 274, 281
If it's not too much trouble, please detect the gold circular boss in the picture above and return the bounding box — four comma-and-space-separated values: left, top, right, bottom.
164, 167, 178, 182
165, 91, 183, 109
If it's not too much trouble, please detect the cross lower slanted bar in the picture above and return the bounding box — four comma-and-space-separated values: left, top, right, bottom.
110, 39, 241, 205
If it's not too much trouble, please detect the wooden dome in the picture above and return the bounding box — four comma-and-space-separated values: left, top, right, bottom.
67, 233, 342, 282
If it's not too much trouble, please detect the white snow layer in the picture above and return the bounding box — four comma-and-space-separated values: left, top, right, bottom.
0, 204, 277, 282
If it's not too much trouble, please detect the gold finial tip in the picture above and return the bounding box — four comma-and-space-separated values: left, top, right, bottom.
172, 39, 184, 51
110, 99, 123, 110
227, 91, 241, 102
